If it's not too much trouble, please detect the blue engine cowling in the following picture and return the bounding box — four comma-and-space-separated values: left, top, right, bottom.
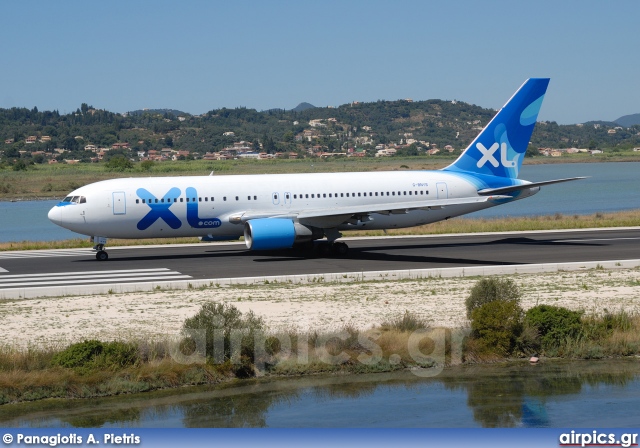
244, 219, 321, 250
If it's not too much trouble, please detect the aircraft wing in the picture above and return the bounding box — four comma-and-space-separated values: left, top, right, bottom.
477, 177, 587, 196
230, 195, 510, 227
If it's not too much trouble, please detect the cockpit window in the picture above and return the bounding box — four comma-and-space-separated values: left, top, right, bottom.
62, 196, 72, 202
79, 196, 86, 203
71, 196, 80, 203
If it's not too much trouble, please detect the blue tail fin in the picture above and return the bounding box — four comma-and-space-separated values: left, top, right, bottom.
443, 78, 549, 179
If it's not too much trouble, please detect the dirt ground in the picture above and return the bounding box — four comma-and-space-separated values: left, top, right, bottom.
2, 268, 640, 349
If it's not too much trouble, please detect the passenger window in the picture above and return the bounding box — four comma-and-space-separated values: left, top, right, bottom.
305, 194, 309, 198
254, 196, 257, 200
346, 193, 349, 197
205, 197, 208, 202
136, 199, 139, 204
180, 198, 184, 202
248, 196, 251, 200
235, 196, 239, 201
358, 193, 361, 197
323, 194, 326, 198
375, 192, 378, 196
223, 197, 227, 201
155, 199, 159, 203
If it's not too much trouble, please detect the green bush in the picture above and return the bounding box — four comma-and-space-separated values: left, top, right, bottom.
104, 155, 134, 172
182, 302, 265, 371
465, 278, 521, 318
470, 300, 523, 356
524, 305, 583, 351
51, 340, 138, 372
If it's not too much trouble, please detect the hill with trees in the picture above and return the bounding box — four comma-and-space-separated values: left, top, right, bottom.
1, 98, 639, 168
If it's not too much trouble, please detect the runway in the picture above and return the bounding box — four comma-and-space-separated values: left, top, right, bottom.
1, 228, 639, 298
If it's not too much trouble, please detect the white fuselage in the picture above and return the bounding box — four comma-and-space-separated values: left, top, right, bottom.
48, 170, 533, 240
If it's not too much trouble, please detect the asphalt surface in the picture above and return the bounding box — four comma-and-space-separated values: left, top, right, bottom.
0, 228, 639, 293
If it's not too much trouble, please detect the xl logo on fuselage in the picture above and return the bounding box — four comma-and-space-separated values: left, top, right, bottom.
136, 187, 222, 230
476, 142, 516, 169
137, 187, 182, 230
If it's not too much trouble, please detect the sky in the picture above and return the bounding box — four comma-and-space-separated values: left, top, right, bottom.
1, 0, 638, 124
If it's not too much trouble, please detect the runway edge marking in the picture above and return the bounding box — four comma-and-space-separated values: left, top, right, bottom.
2, 259, 640, 300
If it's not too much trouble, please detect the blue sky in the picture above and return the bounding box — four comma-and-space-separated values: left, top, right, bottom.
1, 0, 638, 124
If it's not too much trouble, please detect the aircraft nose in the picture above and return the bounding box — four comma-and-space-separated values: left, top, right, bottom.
48, 205, 61, 226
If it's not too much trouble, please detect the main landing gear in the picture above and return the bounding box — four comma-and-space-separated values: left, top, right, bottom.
293, 240, 349, 257
323, 241, 349, 256
92, 236, 109, 261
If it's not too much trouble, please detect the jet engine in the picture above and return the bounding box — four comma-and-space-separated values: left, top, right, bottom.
244, 219, 322, 250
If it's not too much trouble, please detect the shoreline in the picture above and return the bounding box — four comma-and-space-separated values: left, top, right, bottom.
1, 157, 639, 202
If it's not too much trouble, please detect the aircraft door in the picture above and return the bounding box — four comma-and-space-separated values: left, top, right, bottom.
436, 182, 448, 200
272, 192, 280, 205
112, 191, 126, 215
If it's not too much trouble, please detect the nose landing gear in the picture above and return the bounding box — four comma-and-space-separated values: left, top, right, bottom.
92, 236, 109, 261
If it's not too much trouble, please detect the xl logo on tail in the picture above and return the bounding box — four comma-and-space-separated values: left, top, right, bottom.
476, 142, 516, 169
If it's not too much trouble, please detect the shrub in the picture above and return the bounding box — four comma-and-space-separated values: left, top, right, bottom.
465, 278, 521, 318
51, 340, 138, 373
381, 310, 429, 332
524, 305, 583, 352
470, 300, 523, 356
182, 302, 265, 370
139, 160, 155, 172
104, 155, 134, 172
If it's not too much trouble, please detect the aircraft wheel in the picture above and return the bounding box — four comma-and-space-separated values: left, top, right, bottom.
332, 242, 349, 256
96, 250, 109, 261
316, 242, 332, 257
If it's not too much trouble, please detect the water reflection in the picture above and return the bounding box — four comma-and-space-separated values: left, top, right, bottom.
1, 360, 638, 428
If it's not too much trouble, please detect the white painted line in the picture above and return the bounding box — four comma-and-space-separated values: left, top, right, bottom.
0, 274, 192, 288
0, 268, 172, 279
556, 237, 640, 243
0, 267, 7, 273
0, 249, 94, 259
0, 271, 186, 284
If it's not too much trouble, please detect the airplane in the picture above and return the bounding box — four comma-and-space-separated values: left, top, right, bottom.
48, 78, 584, 261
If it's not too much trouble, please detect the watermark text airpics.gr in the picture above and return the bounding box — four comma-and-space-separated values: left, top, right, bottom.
168, 324, 470, 378
559, 430, 638, 448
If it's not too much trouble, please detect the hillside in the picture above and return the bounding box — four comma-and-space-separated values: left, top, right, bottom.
1, 99, 639, 167
615, 113, 640, 128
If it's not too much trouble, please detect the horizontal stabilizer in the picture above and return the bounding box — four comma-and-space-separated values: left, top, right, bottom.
477, 177, 587, 196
